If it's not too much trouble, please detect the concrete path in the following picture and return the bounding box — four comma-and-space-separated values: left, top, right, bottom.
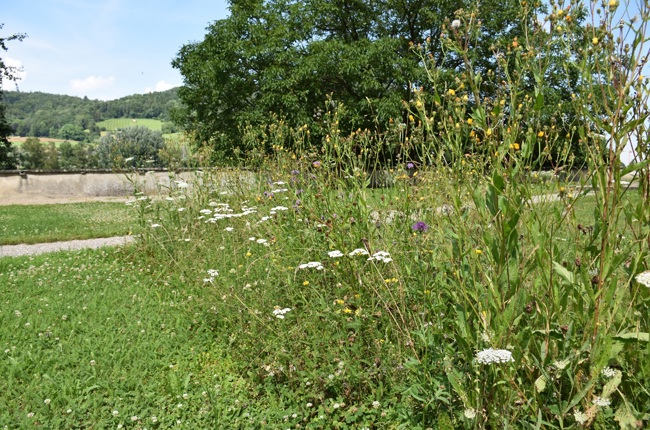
0, 236, 136, 258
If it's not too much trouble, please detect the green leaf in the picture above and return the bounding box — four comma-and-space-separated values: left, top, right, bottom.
614, 404, 639, 430
534, 375, 547, 393
601, 370, 622, 399
614, 332, 649, 342
534, 93, 544, 111
621, 158, 650, 176
552, 261, 574, 284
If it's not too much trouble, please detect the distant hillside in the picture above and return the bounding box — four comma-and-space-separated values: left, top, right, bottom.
2, 89, 180, 140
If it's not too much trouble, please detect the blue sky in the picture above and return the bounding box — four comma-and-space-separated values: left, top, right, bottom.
1, 0, 229, 100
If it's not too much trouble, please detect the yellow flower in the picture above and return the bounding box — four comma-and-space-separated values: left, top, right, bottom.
335, 299, 344, 305
448, 88, 456, 96
608, 0, 618, 7
475, 249, 482, 255
486, 128, 492, 136
246, 252, 252, 257
409, 114, 414, 122
537, 131, 544, 138
467, 118, 473, 125
303, 280, 310, 286
592, 37, 599, 45
343, 308, 353, 314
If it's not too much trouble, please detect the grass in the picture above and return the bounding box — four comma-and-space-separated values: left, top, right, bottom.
8, 137, 80, 148
0, 202, 139, 245
0, 248, 242, 428
97, 118, 163, 132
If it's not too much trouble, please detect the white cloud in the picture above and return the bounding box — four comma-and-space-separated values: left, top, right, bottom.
0, 57, 27, 90
69, 75, 115, 92
144, 80, 178, 93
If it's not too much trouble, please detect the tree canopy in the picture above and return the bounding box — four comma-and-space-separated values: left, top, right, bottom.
0, 23, 26, 169
172, 0, 546, 161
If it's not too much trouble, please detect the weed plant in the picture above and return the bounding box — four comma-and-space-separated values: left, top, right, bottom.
131, 0, 650, 428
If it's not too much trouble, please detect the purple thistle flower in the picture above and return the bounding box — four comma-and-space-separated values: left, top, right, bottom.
412, 221, 429, 232
407, 162, 415, 169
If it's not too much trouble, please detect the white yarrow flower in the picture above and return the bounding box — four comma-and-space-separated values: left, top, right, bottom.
298, 261, 324, 270
273, 307, 292, 318
573, 410, 588, 424
592, 396, 611, 407
368, 251, 392, 263
348, 248, 370, 256
464, 408, 477, 419
635, 270, 650, 288
601, 366, 617, 379
328, 250, 344, 258
451, 19, 461, 29
476, 348, 514, 364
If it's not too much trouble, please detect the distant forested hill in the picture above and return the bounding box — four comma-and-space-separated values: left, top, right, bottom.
3, 88, 180, 139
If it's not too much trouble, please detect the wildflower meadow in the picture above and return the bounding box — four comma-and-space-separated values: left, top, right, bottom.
2, 0, 650, 428
126, 0, 650, 426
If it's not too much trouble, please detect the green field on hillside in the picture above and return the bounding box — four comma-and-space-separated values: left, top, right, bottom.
97, 118, 163, 132
9, 137, 80, 148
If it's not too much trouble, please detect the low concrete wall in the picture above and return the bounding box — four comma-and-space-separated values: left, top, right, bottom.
0, 169, 256, 201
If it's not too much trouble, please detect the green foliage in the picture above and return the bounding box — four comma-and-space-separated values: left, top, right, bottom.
58, 123, 86, 141
18, 137, 46, 169
97, 126, 165, 168
96, 118, 163, 132
172, 0, 597, 165
0, 23, 26, 169
3, 89, 179, 140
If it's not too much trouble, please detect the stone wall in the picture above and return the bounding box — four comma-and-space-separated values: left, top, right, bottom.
0, 169, 256, 201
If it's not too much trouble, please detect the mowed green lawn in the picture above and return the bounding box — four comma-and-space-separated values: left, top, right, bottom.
0, 202, 139, 245
97, 118, 163, 132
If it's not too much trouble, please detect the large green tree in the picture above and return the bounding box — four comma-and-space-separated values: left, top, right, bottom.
0, 24, 26, 169
172, 0, 540, 160
97, 126, 165, 168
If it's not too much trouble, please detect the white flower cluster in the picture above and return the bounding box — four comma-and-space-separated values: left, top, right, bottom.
270, 206, 289, 214
204, 204, 257, 223
573, 410, 588, 425
635, 270, 650, 288
298, 262, 324, 270
273, 307, 292, 319
348, 248, 369, 256
592, 396, 611, 407
368, 251, 392, 263
476, 348, 514, 365
203, 269, 219, 283
464, 408, 477, 419
328, 250, 345, 258
601, 366, 618, 379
